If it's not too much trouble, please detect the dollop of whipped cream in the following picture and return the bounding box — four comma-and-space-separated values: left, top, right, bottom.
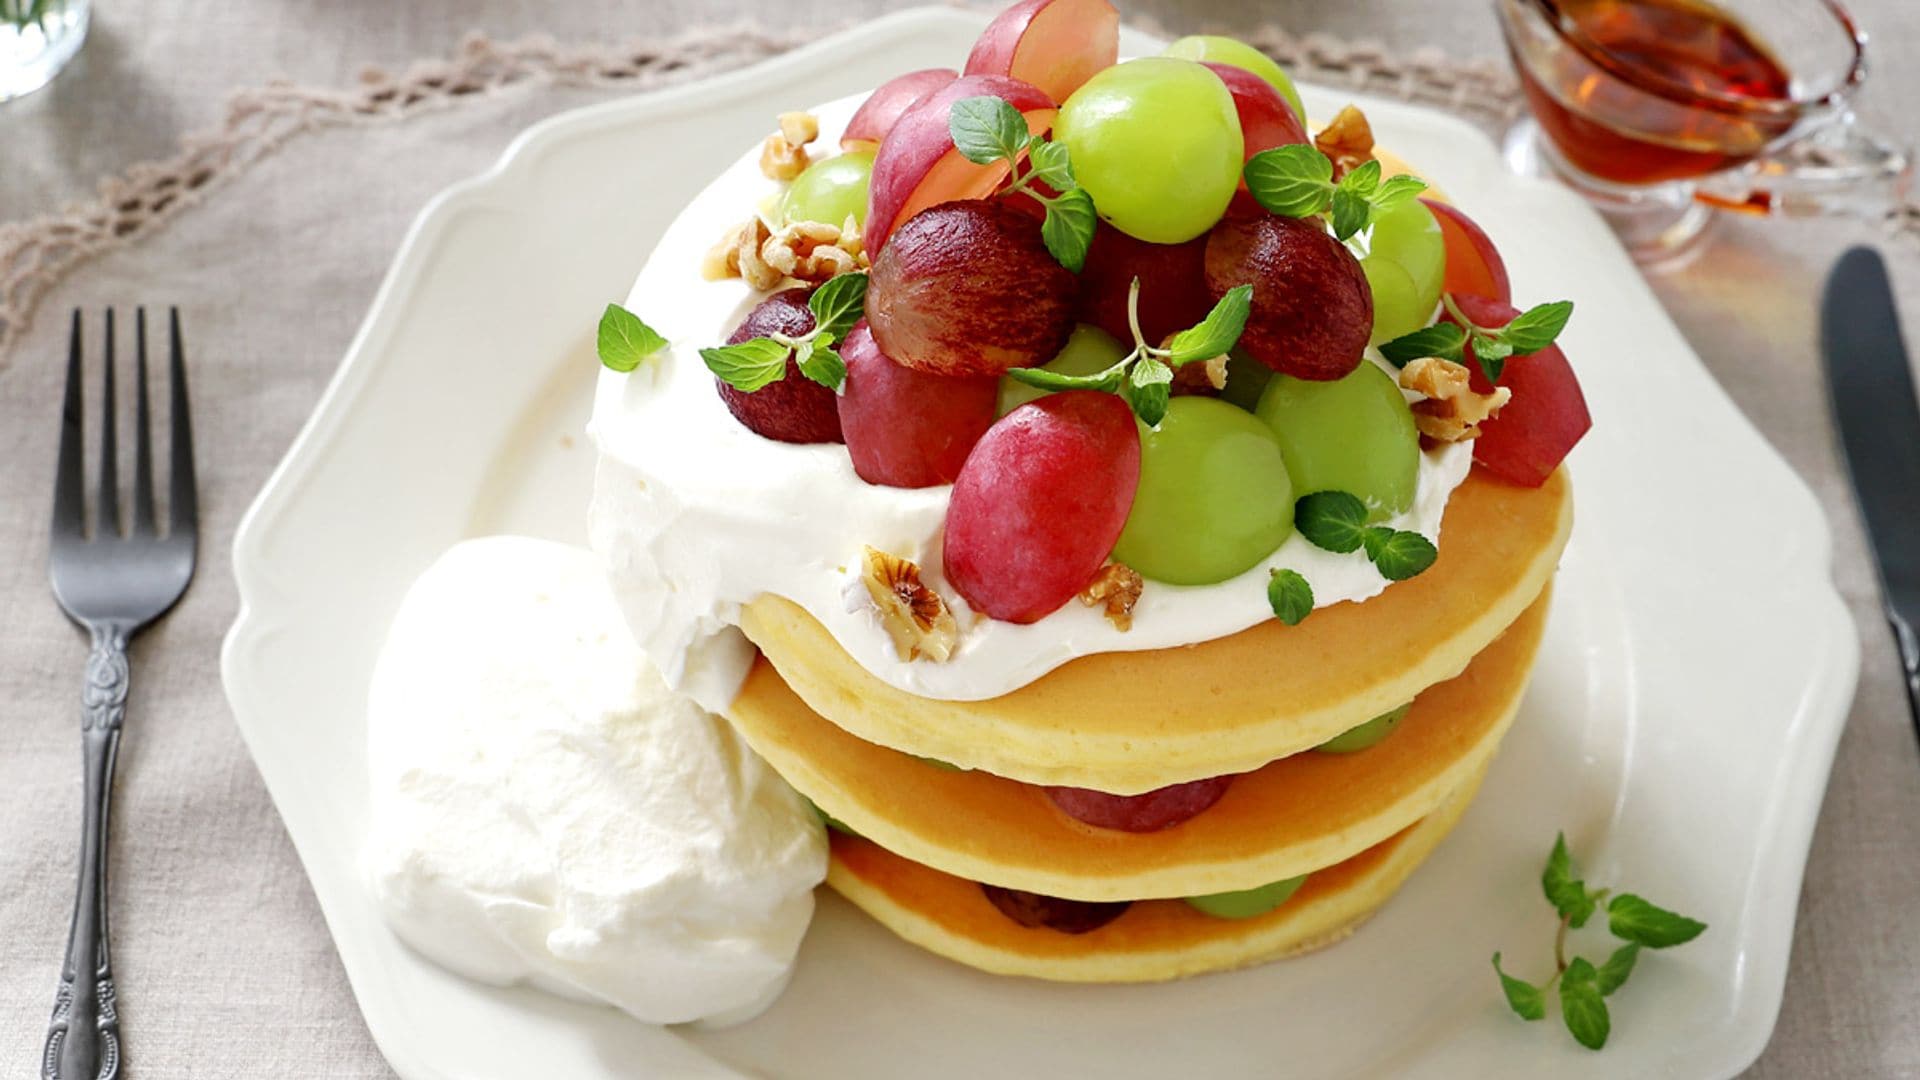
362, 536, 826, 1027
588, 93, 1472, 708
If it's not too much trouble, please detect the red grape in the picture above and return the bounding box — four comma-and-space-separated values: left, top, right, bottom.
715, 287, 844, 444
1204, 213, 1372, 381
1044, 775, 1234, 832
981, 885, 1131, 934
1074, 224, 1212, 346
1446, 295, 1591, 486
943, 391, 1140, 623
837, 321, 1001, 488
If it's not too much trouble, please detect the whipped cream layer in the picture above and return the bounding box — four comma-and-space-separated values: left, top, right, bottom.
589, 93, 1471, 707
363, 537, 827, 1027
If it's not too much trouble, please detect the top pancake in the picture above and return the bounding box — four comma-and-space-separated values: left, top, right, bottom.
740, 468, 1571, 793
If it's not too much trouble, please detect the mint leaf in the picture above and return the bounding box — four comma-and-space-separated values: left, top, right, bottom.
1267, 568, 1314, 626
1006, 359, 1128, 394
808, 272, 868, 341
1125, 356, 1173, 426
1595, 943, 1640, 996
1372, 173, 1428, 215
1042, 187, 1097, 273
1026, 136, 1076, 190
1360, 525, 1394, 561
700, 337, 790, 393
1558, 957, 1611, 1050
797, 340, 846, 393
1295, 491, 1370, 554
1470, 332, 1510, 385
1164, 285, 1252, 367
1341, 159, 1383, 198
948, 95, 1029, 166
597, 303, 668, 373
1607, 894, 1707, 948
1543, 833, 1599, 929
1500, 300, 1575, 355
1371, 530, 1437, 581
1379, 323, 1466, 367
1243, 144, 1335, 218
1491, 953, 1547, 1021
1329, 185, 1370, 241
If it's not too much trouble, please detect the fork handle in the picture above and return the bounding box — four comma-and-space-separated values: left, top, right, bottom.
44, 623, 128, 1080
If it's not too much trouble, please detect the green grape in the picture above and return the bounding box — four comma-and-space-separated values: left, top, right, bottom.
1111, 396, 1294, 585
1185, 874, 1309, 919
997, 324, 1127, 415
1055, 58, 1244, 245
1315, 703, 1411, 753
1360, 199, 1444, 344
781, 149, 875, 228
1255, 362, 1418, 521
1162, 34, 1307, 127
1217, 350, 1273, 412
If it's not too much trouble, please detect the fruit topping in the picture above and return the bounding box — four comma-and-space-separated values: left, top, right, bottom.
1201, 61, 1309, 163
838, 321, 1001, 487
1161, 34, 1306, 129
964, 0, 1120, 103
760, 111, 820, 181
998, 323, 1128, 415
1423, 197, 1512, 305
981, 885, 1131, 933
943, 96, 1099, 271
1360, 197, 1445, 345
711, 287, 845, 444
782, 150, 875, 229
1254, 362, 1418, 519
1184, 874, 1308, 919
867, 74, 1058, 253
1446, 296, 1590, 487
865, 199, 1077, 376
1055, 57, 1245, 244
1399, 356, 1510, 443
1045, 774, 1233, 832
1313, 104, 1375, 178
1204, 213, 1372, 381
1111, 396, 1295, 586
943, 391, 1140, 623
842, 68, 959, 151
860, 546, 960, 662
1075, 226, 1212, 346
1077, 561, 1143, 630
1315, 703, 1411, 753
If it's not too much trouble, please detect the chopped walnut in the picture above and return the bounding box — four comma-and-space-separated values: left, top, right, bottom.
701, 216, 782, 288
1400, 357, 1511, 442
759, 111, 821, 181
860, 547, 959, 663
704, 214, 869, 288
1314, 105, 1376, 180
1078, 563, 1144, 631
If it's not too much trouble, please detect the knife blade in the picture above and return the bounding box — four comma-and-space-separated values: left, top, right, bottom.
1822, 245, 1920, 743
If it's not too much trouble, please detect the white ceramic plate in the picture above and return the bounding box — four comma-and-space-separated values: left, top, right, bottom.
222, 9, 1860, 1078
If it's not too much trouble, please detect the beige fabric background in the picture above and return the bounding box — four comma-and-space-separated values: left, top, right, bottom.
1, 1, 1917, 1077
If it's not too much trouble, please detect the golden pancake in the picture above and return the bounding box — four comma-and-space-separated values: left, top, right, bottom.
741, 468, 1570, 792
730, 588, 1545, 900
826, 766, 1486, 983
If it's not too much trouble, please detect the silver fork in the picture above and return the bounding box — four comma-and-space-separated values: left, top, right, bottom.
43, 308, 197, 1080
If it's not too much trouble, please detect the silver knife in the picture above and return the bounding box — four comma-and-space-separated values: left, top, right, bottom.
1823, 246, 1920, 742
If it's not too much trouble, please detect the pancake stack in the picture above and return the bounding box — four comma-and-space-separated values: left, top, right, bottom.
726, 467, 1571, 982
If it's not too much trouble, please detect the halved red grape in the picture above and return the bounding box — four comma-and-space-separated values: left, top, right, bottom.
1423, 197, 1511, 305
1044, 775, 1234, 832
981, 885, 1131, 934
1446, 295, 1591, 487
838, 321, 1001, 488
1074, 224, 1211, 347
943, 391, 1140, 623
716, 287, 844, 444
1203, 213, 1371, 381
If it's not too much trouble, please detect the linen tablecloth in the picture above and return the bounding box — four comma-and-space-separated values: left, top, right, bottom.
2, 1, 1917, 1075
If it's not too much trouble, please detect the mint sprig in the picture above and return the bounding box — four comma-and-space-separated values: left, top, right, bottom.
1267, 568, 1313, 626
699, 271, 867, 394
1004, 280, 1253, 426
597, 303, 669, 373
1294, 490, 1437, 582
1493, 832, 1709, 1051
1379, 296, 1574, 385
948, 95, 1097, 272
1243, 146, 1429, 241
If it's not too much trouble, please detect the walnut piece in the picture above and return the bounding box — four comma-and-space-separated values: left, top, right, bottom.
778, 111, 820, 147
704, 214, 870, 288
1400, 357, 1511, 442
861, 547, 959, 662
760, 111, 821, 182
1315, 105, 1376, 180
1078, 563, 1144, 631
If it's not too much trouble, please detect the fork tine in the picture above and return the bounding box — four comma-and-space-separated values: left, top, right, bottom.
96, 308, 118, 539
167, 307, 197, 537
131, 308, 156, 535
52, 310, 86, 541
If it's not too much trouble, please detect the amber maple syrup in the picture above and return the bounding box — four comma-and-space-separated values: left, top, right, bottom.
1514, 0, 1797, 185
